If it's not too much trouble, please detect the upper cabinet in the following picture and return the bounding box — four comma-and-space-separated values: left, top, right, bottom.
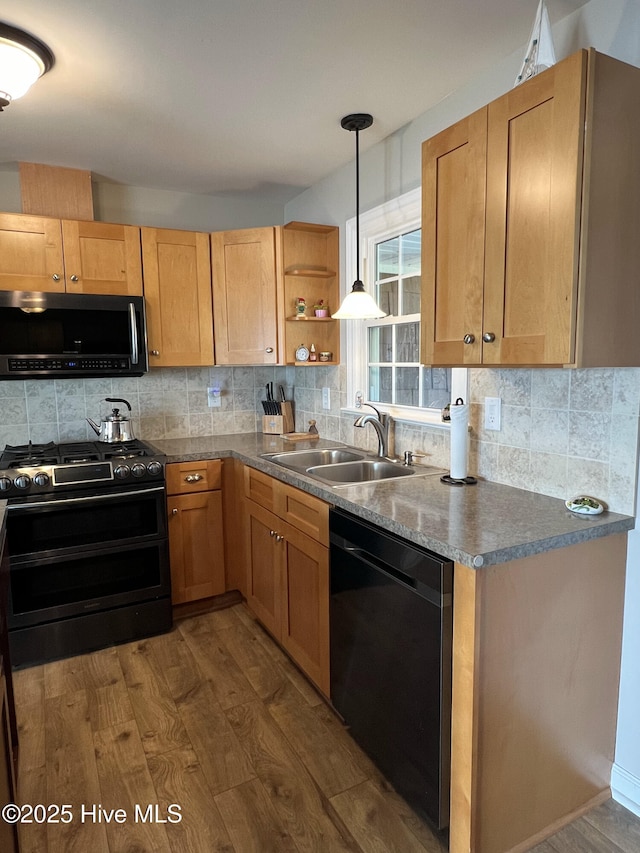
0, 213, 142, 295
142, 227, 214, 367
211, 226, 282, 365
211, 222, 340, 366
282, 221, 340, 365
421, 49, 640, 368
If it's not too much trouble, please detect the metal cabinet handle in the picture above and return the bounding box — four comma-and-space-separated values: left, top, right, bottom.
482, 331, 496, 343
275, 534, 284, 542
172, 508, 178, 515
185, 474, 203, 483
70, 274, 79, 282
265, 347, 274, 353
151, 350, 160, 356
52, 274, 61, 282
463, 334, 475, 345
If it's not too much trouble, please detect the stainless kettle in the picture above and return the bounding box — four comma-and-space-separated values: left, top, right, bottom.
87, 398, 135, 443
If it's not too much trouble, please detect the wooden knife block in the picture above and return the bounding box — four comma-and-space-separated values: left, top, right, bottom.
262, 401, 294, 434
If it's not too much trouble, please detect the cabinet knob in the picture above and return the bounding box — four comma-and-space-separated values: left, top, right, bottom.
52, 274, 61, 282
151, 350, 160, 356
172, 508, 178, 515
265, 347, 274, 353
463, 334, 475, 345
269, 529, 276, 537
275, 534, 284, 543
70, 274, 79, 282
482, 331, 496, 343
185, 473, 203, 483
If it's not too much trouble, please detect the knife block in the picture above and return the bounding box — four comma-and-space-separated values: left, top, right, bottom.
262, 402, 294, 434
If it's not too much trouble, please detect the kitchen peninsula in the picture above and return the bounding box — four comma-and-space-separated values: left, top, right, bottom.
154, 432, 633, 853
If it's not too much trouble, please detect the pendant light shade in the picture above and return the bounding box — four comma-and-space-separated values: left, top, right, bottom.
332, 113, 386, 320
0, 22, 54, 110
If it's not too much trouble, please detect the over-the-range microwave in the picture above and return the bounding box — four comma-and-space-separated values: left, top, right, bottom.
0, 290, 149, 379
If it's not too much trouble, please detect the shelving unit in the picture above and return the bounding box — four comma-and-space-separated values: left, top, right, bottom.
282, 222, 340, 365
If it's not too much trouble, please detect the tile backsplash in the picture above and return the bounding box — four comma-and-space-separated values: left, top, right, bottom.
1, 364, 638, 515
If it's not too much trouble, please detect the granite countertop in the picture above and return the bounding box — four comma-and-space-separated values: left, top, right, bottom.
151, 434, 635, 569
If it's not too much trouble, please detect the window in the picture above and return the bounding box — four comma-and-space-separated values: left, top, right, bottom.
343, 188, 466, 424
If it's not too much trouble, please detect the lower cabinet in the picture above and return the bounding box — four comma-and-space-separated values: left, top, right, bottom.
243, 467, 330, 696
167, 460, 225, 605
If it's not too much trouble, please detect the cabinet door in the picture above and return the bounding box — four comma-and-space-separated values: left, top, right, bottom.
142, 228, 214, 367
0, 666, 18, 853
0, 213, 65, 292
61, 220, 143, 295
244, 499, 281, 639
168, 491, 225, 604
211, 227, 281, 364
280, 524, 329, 696
483, 50, 586, 365
421, 109, 487, 366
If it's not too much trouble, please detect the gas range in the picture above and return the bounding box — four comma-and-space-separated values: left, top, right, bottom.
0, 439, 166, 499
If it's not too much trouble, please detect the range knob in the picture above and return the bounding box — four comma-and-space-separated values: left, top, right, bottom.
114, 464, 131, 479
131, 462, 146, 478
33, 472, 50, 487
0, 477, 11, 492
14, 474, 31, 490
147, 460, 162, 476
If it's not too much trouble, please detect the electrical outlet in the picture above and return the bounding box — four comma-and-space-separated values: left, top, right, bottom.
484, 396, 501, 430
207, 386, 221, 408
322, 387, 331, 410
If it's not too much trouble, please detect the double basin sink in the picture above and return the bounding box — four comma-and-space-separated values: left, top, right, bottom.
261, 446, 442, 487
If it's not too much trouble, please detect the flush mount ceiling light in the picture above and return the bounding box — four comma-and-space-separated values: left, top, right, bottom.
0, 22, 54, 110
332, 113, 386, 320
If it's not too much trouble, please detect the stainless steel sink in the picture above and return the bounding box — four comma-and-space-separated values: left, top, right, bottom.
306, 459, 416, 485
261, 447, 365, 471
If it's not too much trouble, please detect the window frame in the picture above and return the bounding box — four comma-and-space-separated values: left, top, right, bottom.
341, 187, 467, 426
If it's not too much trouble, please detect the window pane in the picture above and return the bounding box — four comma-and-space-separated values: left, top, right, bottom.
400, 274, 421, 316
400, 230, 421, 276
396, 367, 419, 406
377, 236, 399, 279
369, 366, 392, 403
369, 326, 393, 363
395, 322, 419, 362
376, 280, 398, 316
422, 367, 451, 409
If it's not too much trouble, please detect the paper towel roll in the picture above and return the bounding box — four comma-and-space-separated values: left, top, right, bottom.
449, 402, 469, 480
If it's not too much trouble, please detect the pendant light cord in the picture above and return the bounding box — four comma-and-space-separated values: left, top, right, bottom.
355, 126, 361, 285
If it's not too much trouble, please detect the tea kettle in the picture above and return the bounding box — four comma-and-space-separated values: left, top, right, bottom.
87, 398, 135, 443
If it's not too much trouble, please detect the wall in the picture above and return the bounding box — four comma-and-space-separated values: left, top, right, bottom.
284, 0, 640, 818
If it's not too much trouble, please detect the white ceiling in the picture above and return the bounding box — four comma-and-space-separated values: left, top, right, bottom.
0, 0, 589, 204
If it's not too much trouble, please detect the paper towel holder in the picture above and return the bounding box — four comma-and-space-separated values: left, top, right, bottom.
442, 397, 477, 486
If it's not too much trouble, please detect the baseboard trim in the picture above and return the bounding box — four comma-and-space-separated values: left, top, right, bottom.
612, 763, 640, 818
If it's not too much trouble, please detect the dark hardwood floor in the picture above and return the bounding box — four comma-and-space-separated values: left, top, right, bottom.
11, 603, 640, 852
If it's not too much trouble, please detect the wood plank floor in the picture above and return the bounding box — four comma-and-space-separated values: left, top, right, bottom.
10, 603, 640, 853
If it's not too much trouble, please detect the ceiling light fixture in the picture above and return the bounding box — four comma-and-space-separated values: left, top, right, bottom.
332, 113, 386, 320
0, 22, 54, 111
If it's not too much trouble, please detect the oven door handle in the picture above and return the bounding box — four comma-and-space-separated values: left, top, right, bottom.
7, 485, 166, 511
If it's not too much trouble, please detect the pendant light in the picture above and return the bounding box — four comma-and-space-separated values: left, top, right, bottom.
332, 113, 386, 320
0, 22, 54, 111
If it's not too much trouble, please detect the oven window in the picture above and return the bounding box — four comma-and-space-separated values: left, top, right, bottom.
8, 492, 163, 557
10, 544, 167, 616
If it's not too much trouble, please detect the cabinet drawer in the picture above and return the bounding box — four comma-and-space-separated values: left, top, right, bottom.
274, 480, 329, 545
243, 466, 276, 512
167, 459, 222, 495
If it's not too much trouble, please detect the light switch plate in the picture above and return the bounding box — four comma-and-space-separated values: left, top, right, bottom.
485, 396, 501, 430
322, 387, 331, 410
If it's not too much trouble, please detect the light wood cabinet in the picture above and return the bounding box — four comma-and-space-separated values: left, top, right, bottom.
167, 460, 225, 605
422, 48, 640, 367
243, 466, 330, 695
211, 226, 283, 364
0, 212, 142, 295
282, 221, 340, 365
141, 227, 214, 367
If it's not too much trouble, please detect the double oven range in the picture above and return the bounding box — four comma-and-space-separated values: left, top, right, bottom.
0, 439, 171, 668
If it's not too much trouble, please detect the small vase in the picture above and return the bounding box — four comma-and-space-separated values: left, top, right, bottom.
314, 309, 328, 318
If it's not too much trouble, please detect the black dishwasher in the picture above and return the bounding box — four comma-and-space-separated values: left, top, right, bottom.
329, 507, 453, 830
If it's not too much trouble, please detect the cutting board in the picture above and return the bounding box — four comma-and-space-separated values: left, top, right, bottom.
283, 432, 320, 442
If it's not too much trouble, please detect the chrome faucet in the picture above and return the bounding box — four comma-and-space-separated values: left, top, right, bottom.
354, 404, 391, 458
